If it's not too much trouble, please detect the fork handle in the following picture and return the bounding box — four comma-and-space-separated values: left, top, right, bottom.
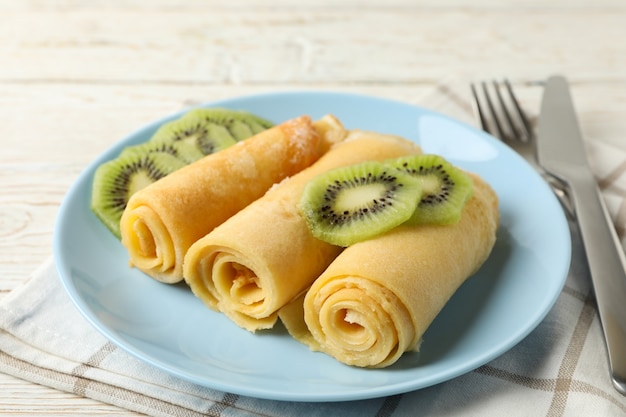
568, 173, 626, 394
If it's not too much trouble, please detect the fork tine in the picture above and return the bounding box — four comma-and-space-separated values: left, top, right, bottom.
481, 81, 506, 139
471, 79, 533, 143
503, 79, 533, 141
470, 82, 490, 132
492, 80, 520, 140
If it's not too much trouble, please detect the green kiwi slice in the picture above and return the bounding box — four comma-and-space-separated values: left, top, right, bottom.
119, 140, 204, 165
184, 108, 274, 141
299, 161, 422, 247
147, 112, 238, 162
386, 154, 473, 225
90, 151, 186, 239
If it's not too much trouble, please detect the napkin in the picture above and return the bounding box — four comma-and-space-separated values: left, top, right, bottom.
2, 81, 626, 417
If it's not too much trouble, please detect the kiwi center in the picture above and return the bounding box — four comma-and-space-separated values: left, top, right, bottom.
128, 171, 158, 196
402, 162, 453, 206
320, 172, 403, 225
420, 175, 443, 195
175, 128, 204, 147
334, 183, 387, 213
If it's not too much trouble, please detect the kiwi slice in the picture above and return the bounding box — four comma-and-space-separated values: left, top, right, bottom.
299, 161, 422, 247
184, 108, 274, 141
119, 140, 204, 165
386, 154, 473, 225
148, 112, 238, 161
90, 151, 186, 239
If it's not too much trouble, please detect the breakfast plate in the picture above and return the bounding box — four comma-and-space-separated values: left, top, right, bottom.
54, 91, 571, 402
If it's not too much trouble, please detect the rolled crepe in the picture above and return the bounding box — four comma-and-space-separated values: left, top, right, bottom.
183, 130, 422, 332
279, 174, 499, 368
120, 115, 324, 283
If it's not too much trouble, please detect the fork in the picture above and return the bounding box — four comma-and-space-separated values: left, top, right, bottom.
470, 79, 574, 217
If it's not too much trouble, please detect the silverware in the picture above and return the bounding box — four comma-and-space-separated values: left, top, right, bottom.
472, 76, 626, 395
536, 75, 626, 395
470, 79, 573, 216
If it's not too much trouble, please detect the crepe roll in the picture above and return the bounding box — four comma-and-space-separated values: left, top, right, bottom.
280, 174, 499, 368
183, 130, 422, 332
120, 115, 324, 283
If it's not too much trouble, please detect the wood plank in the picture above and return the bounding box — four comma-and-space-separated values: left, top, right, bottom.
0, 9, 624, 83
2, 0, 626, 10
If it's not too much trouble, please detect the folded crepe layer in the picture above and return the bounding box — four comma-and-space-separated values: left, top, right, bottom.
120, 115, 323, 283
280, 174, 499, 368
183, 130, 423, 332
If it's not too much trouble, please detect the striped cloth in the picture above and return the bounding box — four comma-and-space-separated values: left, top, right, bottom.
2, 81, 626, 417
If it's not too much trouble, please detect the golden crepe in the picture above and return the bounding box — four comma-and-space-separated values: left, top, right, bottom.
183, 130, 423, 331
279, 174, 499, 368
119, 115, 324, 283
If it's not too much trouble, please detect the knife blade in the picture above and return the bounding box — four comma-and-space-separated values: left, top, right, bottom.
536, 75, 626, 395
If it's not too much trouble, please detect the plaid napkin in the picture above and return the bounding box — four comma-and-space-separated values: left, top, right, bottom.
2, 81, 626, 417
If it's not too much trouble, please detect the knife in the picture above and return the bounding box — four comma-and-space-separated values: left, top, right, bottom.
536, 75, 626, 395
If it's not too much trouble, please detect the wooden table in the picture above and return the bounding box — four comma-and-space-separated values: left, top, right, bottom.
1, 0, 625, 415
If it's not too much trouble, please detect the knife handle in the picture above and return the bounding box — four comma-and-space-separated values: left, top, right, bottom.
568, 174, 626, 394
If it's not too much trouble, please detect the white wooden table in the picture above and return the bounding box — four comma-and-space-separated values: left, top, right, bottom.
1, 0, 625, 415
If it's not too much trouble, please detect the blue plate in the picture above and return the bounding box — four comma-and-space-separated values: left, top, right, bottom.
53, 91, 571, 402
